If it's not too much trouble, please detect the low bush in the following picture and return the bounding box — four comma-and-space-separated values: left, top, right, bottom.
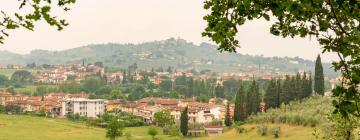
236, 126, 245, 133
256, 125, 268, 136
271, 126, 281, 138
168, 127, 181, 137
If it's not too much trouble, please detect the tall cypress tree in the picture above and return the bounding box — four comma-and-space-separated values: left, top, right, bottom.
301, 72, 308, 99
215, 84, 225, 98
290, 76, 297, 101
307, 74, 313, 97
180, 106, 189, 136
197, 80, 205, 95
264, 79, 277, 109
167, 66, 172, 73
246, 80, 261, 116
224, 103, 232, 127
276, 78, 282, 107
122, 70, 127, 84
314, 55, 325, 95
281, 75, 291, 104
234, 82, 246, 122
294, 73, 302, 100
187, 77, 194, 98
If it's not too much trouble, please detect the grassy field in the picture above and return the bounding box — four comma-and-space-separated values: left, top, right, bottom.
0, 114, 106, 140
188, 124, 315, 140
0, 114, 316, 140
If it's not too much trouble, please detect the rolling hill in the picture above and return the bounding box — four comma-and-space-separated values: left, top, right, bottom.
0, 38, 338, 78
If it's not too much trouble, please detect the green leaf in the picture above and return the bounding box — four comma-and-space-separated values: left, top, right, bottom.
318, 20, 330, 31
6, 22, 19, 29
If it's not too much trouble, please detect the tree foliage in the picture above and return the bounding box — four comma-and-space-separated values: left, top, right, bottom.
82, 76, 106, 93
265, 73, 312, 110
180, 106, 189, 136
215, 83, 225, 98
11, 70, 34, 84
0, 0, 76, 43
106, 119, 125, 140
246, 80, 261, 116
315, 55, 325, 95
225, 103, 232, 127
0, 74, 9, 86
264, 79, 279, 109
202, 0, 360, 118
248, 95, 332, 127
234, 81, 246, 122
154, 109, 175, 127
148, 127, 158, 140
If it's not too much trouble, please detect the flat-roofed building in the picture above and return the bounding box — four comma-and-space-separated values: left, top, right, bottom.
61, 98, 105, 118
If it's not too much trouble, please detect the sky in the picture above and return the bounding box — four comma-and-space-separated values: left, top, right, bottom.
0, 0, 337, 62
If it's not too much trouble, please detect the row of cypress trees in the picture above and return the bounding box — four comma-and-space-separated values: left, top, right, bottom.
233, 55, 325, 122
233, 80, 261, 122
232, 73, 313, 122
265, 73, 313, 108
181, 55, 325, 133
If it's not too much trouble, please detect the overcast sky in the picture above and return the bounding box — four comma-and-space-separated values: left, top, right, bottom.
0, 0, 337, 62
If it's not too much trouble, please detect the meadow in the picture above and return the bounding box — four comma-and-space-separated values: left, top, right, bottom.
0, 114, 315, 140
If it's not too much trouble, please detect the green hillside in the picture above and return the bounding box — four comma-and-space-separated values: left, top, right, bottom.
0, 38, 338, 78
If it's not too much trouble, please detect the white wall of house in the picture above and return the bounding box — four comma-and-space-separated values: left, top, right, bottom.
210, 106, 222, 120
170, 106, 222, 124
61, 98, 105, 118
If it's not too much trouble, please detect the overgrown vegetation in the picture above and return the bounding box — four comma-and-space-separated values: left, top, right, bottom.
247, 95, 332, 127
66, 112, 145, 128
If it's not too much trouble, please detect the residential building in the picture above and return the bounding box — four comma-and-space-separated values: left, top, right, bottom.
61, 98, 105, 118
105, 100, 121, 112
0, 92, 26, 106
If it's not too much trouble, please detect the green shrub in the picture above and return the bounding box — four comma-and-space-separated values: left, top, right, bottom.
236, 126, 245, 133
66, 113, 81, 121
307, 117, 318, 127
169, 127, 181, 137
248, 96, 332, 127
271, 126, 281, 138
256, 125, 268, 136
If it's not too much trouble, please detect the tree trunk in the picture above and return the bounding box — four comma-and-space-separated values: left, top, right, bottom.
345, 129, 350, 140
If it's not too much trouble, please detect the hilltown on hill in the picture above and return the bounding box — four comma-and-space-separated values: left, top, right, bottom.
1, 62, 335, 86
4, 63, 279, 84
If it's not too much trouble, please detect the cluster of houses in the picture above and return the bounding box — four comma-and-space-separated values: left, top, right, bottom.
120, 97, 233, 124
33, 64, 106, 84
119, 97, 239, 136
0, 92, 89, 115
0, 92, 235, 123
0, 92, 268, 128
0, 92, 267, 136
0, 61, 284, 86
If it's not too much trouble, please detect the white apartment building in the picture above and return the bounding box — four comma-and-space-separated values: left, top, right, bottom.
61, 98, 105, 118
